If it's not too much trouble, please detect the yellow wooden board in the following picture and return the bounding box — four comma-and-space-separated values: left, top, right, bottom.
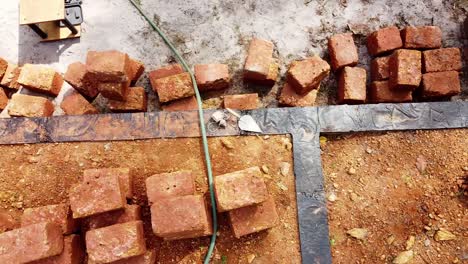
38, 22, 81, 42
20, 0, 65, 25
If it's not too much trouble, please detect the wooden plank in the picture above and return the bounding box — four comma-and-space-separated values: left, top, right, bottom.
20, 0, 64, 25
39, 23, 81, 42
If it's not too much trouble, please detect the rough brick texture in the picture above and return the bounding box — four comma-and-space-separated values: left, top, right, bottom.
423, 48, 462, 73
224, 93, 259, 110
421, 71, 461, 99
0, 222, 63, 263
402, 26, 442, 49
87, 205, 141, 230
64, 62, 99, 99
108, 87, 147, 113
367, 26, 403, 56
338, 66, 367, 104
328, 33, 359, 71
128, 58, 145, 83
111, 250, 156, 264
69, 175, 126, 218
83, 168, 133, 199
389, 49, 422, 90
370, 81, 412, 103
21, 204, 77, 235
146, 171, 195, 204
0, 57, 7, 80
214, 167, 268, 212
0, 210, 17, 233
287, 56, 330, 95
161, 96, 198, 111
244, 38, 274, 81
8, 94, 54, 117
229, 196, 279, 238
18, 64, 63, 96
371, 56, 390, 81
1, 64, 22, 90
60, 91, 99, 115
149, 64, 184, 87
86, 50, 131, 82
195, 64, 230, 91
86, 221, 146, 264
278, 82, 318, 107
98, 81, 129, 101
32, 234, 84, 264
153, 72, 195, 103
0, 88, 7, 110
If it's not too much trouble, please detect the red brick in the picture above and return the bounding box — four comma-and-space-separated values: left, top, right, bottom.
153, 72, 195, 103
370, 80, 412, 103
287, 56, 330, 95
421, 71, 461, 99
69, 175, 126, 218
83, 168, 133, 199
0, 210, 17, 233
0, 57, 7, 80
244, 38, 274, 81
86, 50, 131, 82
229, 196, 279, 238
224, 93, 259, 110
0, 222, 63, 263
87, 204, 141, 230
64, 62, 99, 99
0, 64, 22, 90
367, 26, 403, 56
278, 82, 318, 107
389, 49, 422, 90
402, 26, 442, 49
98, 81, 130, 101
108, 87, 147, 113
371, 55, 390, 81
17, 64, 63, 96
60, 91, 98, 115
8, 94, 54, 117
145, 171, 195, 204
161, 96, 198, 111
338, 66, 367, 104
195, 64, 230, 91
32, 234, 85, 264
111, 250, 156, 264
86, 221, 146, 263
21, 204, 78, 235
0, 88, 8, 110
148, 64, 185, 89
422, 48, 462, 73
150, 195, 211, 240
328, 33, 359, 71
214, 167, 268, 212
128, 58, 145, 83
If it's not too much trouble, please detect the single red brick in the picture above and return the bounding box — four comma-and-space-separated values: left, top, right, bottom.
422, 48, 462, 73
69, 175, 126, 218
87, 205, 141, 230
421, 71, 461, 99
161, 96, 198, 111
195, 64, 230, 91
214, 167, 268, 212
153, 72, 195, 103
150, 195, 211, 240
0, 57, 7, 80
60, 91, 99, 115
32, 234, 85, 264
148, 64, 185, 89
145, 171, 195, 204
0, 64, 22, 90
8, 94, 54, 117
64, 62, 99, 99
111, 250, 156, 264
229, 196, 279, 238
287, 56, 330, 95
0, 210, 17, 233
83, 168, 133, 199
371, 56, 390, 81
86, 50, 131, 82
402, 26, 442, 49
108, 87, 147, 113
86, 221, 146, 263
128, 58, 145, 83
0, 222, 63, 263
224, 93, 259, 110
367, 26, 403, 56
328, 33, 359, 71
0, 87, 8, 110
244, 38, 274, 81
21, 204, 78, 235
338, 66, 367, 104
389, 49, 422, 90
370, 80, 412, 103
278, 82, 318, 107
18, 64, 63, 96
98, 80, 130, 101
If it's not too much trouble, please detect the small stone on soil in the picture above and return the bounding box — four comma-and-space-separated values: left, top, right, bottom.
221, 138, 234, 149
434, 230, 456, 241
405, 235, 415, 250
261, 165, 269, 174
280, 162, 290, 176
328, 193, 337, 202
392, 250, 413, 264
386, 235, 395, 245
247, 254, 255, 263
346, 228, 368, 240
347, 168, 356, 175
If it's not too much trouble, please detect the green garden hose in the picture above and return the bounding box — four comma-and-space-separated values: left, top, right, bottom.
128, 1, 218, 263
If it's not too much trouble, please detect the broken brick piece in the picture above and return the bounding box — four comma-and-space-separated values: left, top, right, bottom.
371, 56, 390, 81
278, 82, 318, 107
111, 250, 156, 264
0, 210, 17, 233
87, 204, 141, 230
224, 93, 259, 110
86, 50, 131, 82
64, 62, 99, 99
17, 64, 63, 96
0, 58, 7, 80
145, 171, 195, 204
108, 87, 147, 113
33, 234, 85, 264
161, 96, 198, 111
370, 80, 412, 103
328, 33, 359, 71
389, 49, 422, 90
69, 175, 126, 218
338, 66, 367, 104
0, 88, 7, 110
86, 221, 146, 264
244, 38, 274, 81
149, 64, 184, 84
98, 81, 129, 101
0, 64, 22, 90
287, 56, 330, 95
402, 26, 442, 49
60, 91, 99, 115
153, 72, 195, 103
421, 71, 461, 99
367, 26, 403, 56
195, 64, 230, 91
8, 94, 54, 117
214, 167, 268, 212
422, 48, 462, 73
151, 195, 211, 240
128, 58, 145, 83
229, 196, 279, 238
21, 204, 78, 235
0, 222, 63, 263
83, 168, 133, 199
